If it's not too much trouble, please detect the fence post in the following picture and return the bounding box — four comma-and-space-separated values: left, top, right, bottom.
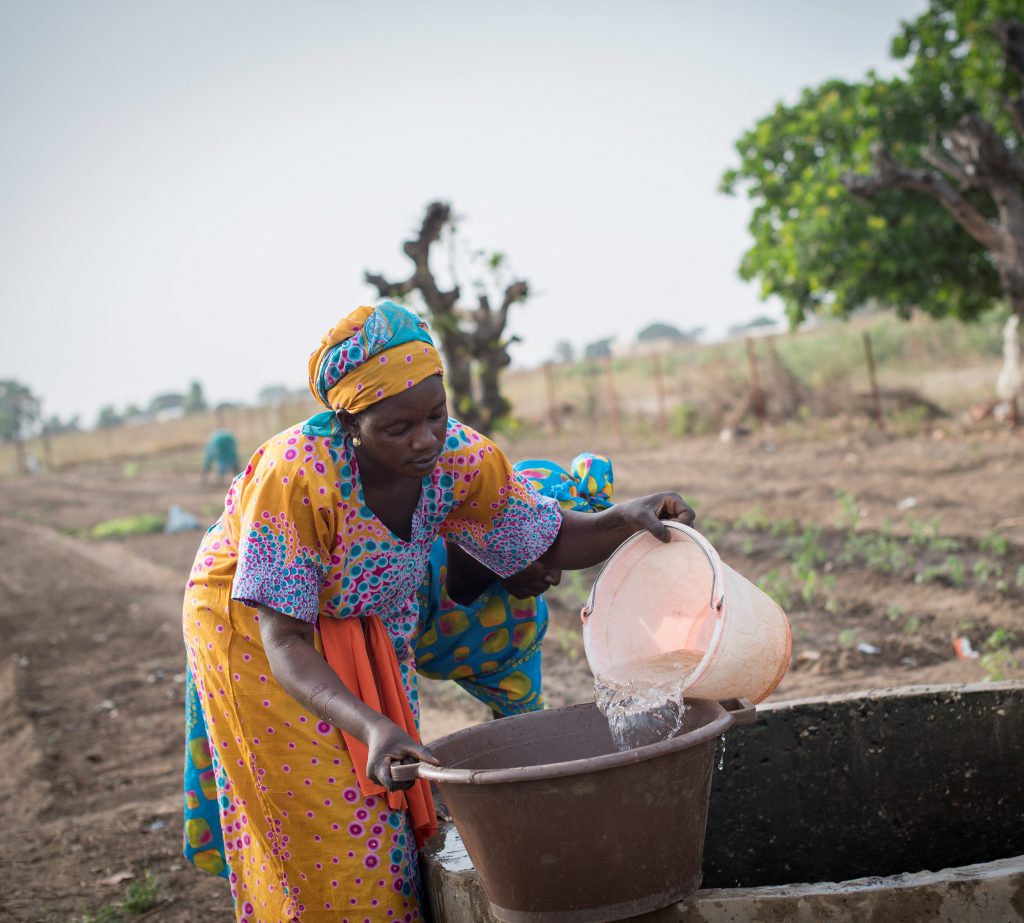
543, 362, 561, 435
651, 353, 669, 437
603, 354, 623, 443
862, 331, 885, 429
745, 338, 767, 426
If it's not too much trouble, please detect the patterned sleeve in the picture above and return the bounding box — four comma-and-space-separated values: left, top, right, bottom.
439, 424, 562, 578
228, 435, 337, 622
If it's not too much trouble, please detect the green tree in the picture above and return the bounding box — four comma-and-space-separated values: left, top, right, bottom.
721, 2, 1024, 325
0, 380, 41, 442
636, 322, 704, 343
96, 405, 123, 429
183, 380, 208, 415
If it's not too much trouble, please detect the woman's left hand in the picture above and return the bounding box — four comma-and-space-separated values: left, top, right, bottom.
615, 492, 695, 543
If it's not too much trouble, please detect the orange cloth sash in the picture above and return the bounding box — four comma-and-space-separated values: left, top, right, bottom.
318, 615, 437, 848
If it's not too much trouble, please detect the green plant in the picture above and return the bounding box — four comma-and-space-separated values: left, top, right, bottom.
89, 514, 165, 539
768, 517, 799, 538
885, 604, 906, 623
841, 530, 910, 574
972, 557, 1003, 584
980, 629, 1019, 682
928, 535, 963, 553
123, 871, 161, 914
699, 516, 727, 544
837, 628, 859, 648
979, 532, 1009, 557
908, 516, 940, 548
756, 570, 796, 611
547, 625, 582, 663
944, 555, 965, 587
735, 506, 770, 532
787, 526, 828, 569
902, 615, 922, 635
915, 555, 966, 587
834, 490, 860, 531
670, 403, 698, 437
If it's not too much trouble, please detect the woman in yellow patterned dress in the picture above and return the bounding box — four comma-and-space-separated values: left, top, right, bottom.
183, 301, 695, 922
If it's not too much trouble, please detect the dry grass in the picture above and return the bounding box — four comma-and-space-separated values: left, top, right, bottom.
3, 312, 1006, 475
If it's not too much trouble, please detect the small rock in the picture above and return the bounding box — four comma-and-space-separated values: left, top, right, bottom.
857, 643, 882, 655
147, 819, 167, 832
99, 871, 134, 886
896, 496, 918, 510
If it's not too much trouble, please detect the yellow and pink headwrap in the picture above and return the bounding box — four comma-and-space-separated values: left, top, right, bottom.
307, 301, 445, 414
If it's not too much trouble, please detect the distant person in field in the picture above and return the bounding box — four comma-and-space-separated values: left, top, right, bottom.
414, 453, 613, 716
181, 301, 693, 921
200, 426, 239, 482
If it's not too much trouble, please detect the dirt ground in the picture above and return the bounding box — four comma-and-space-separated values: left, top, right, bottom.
1, 425, 1022, 922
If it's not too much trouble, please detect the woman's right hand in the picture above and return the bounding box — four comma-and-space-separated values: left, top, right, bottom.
365, 717, 439, 792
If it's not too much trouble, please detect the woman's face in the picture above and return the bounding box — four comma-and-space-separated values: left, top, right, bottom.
344, 375, 448, 480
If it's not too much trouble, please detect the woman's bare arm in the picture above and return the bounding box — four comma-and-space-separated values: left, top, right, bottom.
539, 492, 695, 571
257, 606, 436, 789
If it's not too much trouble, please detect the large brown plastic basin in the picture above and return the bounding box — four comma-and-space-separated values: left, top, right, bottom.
414, 698, 755, 923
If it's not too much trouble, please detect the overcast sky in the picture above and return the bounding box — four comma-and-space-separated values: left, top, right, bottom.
0, 0, 927, 423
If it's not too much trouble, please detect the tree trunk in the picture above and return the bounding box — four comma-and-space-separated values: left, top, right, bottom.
365, 202, 529, 433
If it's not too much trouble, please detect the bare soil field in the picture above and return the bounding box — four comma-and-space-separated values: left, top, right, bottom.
1, 425, 1021, 921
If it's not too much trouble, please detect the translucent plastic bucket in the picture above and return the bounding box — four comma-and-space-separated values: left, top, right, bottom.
581, 522, 791, 704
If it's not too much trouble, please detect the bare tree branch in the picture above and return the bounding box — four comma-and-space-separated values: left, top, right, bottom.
945, 114, 1024, 187
921, 144, 973, 188
843, 142, 1002, 251
497, 281, 529, 337
363, 272, 414, 298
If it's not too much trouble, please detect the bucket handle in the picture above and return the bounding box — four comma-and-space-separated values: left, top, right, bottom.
581, 522, 725, 624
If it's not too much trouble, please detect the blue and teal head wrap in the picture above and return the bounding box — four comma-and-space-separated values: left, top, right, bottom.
307, 301, 443, 413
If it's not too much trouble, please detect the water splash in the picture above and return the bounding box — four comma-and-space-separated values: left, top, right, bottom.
594, 649, 702, 751
717, 734, 727, 770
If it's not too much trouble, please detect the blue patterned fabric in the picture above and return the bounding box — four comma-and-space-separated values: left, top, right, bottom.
513, 453, 614, 512
413, 453, 614, 715
182, 663, 229, 878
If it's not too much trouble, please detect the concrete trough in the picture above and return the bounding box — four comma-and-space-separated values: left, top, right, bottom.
422, 682, 1024, 922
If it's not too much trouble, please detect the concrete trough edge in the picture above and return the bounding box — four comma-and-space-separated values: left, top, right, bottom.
423, 682, 1024, 923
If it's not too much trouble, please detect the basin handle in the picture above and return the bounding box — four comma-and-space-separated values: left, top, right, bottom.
388, 761, 422, 783
721, 698, 757, 726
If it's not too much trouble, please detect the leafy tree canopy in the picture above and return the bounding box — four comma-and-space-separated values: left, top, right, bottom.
721, 0, 1024, 327
0, 379, 41, 442
636, 322, 703, 342
183, 380, 207, 415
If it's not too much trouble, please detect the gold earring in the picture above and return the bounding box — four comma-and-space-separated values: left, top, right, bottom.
352, 435, 362, 447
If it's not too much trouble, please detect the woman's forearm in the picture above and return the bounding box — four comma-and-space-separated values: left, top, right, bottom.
539, 507, 635, 570
539, 492, 696, 571
257, 605, 389, 743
